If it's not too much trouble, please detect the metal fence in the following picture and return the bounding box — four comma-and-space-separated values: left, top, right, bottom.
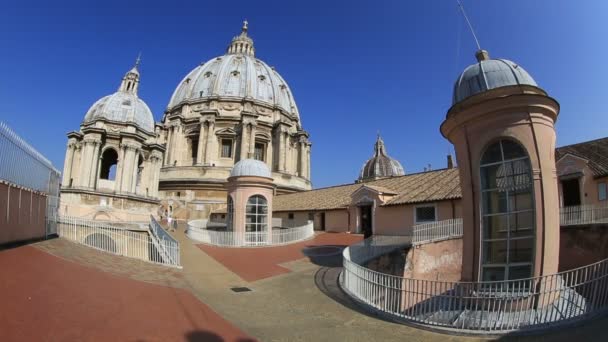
1, 122, 61, 239
412, 218, 463, 245
560, 203, 608, 226
57, 216, 181, 268
148, 216, 181, 267
186, 219, 315, 247
341, 236, 608, 334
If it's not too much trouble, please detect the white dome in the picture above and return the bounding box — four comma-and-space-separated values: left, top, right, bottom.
453, 50, 537, 105
83, 92, 155, 132
230, 159, 272, 178
167, 24, 300, 121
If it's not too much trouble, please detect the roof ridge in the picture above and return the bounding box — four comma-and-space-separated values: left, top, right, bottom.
557, 136, 608, 150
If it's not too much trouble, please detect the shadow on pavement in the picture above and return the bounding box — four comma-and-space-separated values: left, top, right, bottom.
184, 330, 257, 342
302, 245, 346, 267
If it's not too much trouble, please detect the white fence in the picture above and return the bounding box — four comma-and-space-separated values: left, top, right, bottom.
341, 236, 608, 334
186, 220, 315, 247
57, 216, 181, 268
560, 203, 608, 226
412, 218, 463, 245
149, 216, 181, 266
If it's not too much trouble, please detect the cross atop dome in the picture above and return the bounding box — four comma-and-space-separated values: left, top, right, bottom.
227, 20, 255, 56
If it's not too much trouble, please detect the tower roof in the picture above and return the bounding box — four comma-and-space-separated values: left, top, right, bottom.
453, 50, 537, 105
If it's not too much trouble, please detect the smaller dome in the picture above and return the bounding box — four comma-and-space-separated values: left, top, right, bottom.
359, 135, 405, 182
83, 92, 154, 132
453, 50, 537, 105
230, 159, 272, 178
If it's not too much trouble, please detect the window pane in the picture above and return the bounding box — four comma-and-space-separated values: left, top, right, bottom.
482, 266, 506, 281
483, 190, 507, 214
481, 164, 501, 189
483, 215, 509, 240
510, 211, 535, 236
481, 142, 502, 165
483, 240, 507, 263
509, 190, 533, 211
221, 139, 232, 158
416, 206, 436, 222
599, 183, 607, 201
508, 265, 532, 280
501, 140, 527, 159
254, 143, 265, 161
509, 238, 534, 263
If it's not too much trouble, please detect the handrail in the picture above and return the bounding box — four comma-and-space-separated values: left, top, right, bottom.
560, 203, 608, 226
186, 220, 314, 247
341, 236, 608, 333
412, 218, 463, 245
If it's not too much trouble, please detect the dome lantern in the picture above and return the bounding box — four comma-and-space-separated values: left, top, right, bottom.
227, 20, 255, 56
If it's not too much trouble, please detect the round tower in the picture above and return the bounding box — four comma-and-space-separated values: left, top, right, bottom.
441, 50, 560, 282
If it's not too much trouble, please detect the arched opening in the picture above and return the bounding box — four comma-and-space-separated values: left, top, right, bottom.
245, 195, 268, 233
136, 154, 144, 187
189, 137, 199, 165
84, 233, 117, 253
99, 148, 118, 180
480, 139, 535, 282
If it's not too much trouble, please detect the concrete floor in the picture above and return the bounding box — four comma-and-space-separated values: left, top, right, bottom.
3, 226, 608, 341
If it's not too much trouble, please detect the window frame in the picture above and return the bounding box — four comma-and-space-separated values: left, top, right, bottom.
253, 141, 266, 162
414, 203, 437, 224
599, 183, 607, 201
245, 195, 268, 233
220, 138, 233, 159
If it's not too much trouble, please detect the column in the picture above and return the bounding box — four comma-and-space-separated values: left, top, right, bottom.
62, 143, 75, 186
196, 122, 205, 165
240, 124, 249, 160
204, 120, 215, 165
121, 146, 134, 193
248, 124, 256, 158
88, 141, 101, 189
164, 127, 173, 166
115, 145, 126, 193
283, 133, 289, 172
78, 141, 92, 187
151, 154, 161, 197
306, 146, 311, 179
276, 131, 284, 171
131, 148, 140, 193
298, 140, 306, 177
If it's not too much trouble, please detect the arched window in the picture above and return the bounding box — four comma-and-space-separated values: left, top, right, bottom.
99, 148, 118, 180
226, 195, 234, 232
480, 139, 535, 281
245, 195, 268, 233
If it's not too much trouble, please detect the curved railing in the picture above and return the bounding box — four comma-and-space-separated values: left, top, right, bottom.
186, 220, 314, 247
341, 236, 608, 334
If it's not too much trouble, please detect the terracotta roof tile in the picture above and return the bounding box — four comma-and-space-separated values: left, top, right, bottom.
556, 137, 608, 178
273, 168, 462, 212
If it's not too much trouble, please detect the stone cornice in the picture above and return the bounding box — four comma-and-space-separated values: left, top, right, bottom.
60, 187, 160, 204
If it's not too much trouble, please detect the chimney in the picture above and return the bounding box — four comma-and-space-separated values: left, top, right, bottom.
447, 154, 454, 169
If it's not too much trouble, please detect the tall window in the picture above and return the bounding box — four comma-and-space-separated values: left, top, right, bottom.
254, 142, 265, 161
599, 183, 607, 201
99, 148, 118, 180
246, 195, 268, 233
480, 139, 535, 281
190, 138, 199, 165
226, 196, 234, 231
221, 139, 233, 158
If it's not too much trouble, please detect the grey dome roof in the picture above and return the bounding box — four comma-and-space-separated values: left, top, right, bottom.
230, 159, 272, 178
168, 24, 300, 121
359, 136, 405, 182
83, 92, 155, 132
453, 50, 537, 105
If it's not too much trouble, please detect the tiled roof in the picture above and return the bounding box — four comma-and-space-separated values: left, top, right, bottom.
556, 137, 608, 178
273, 168, 462, 212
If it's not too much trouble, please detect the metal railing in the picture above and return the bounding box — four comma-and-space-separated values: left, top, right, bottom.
57, 216, 181, 268
186, 219, 315, 247
341, 236, 608, 333
148, 216, 181, 267
412, 218, 463, 245
0, 122, 61, 194
560, 203, 608, 226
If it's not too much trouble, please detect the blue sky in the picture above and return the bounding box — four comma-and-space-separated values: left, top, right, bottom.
1, 0, 607, 188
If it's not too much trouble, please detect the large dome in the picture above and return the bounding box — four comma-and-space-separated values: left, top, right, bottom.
83, 65, 155, 133
167, 23, 300, 121
359, 135, 405, 182
453, 50, 537, 105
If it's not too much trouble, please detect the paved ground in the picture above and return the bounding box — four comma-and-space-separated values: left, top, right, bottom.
0, 243, 255, 342
2, 225, 608, 341
197, 233, 362, 281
